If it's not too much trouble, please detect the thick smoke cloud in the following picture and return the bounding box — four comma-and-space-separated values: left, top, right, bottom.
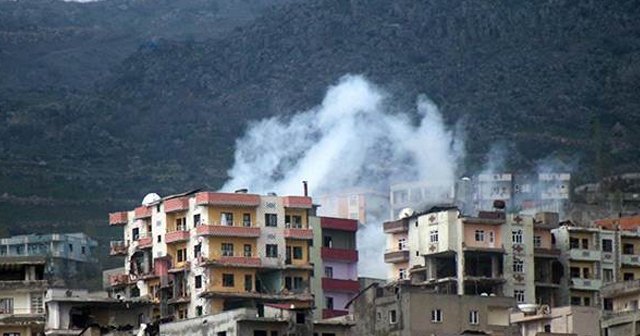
222, 74, 463, 277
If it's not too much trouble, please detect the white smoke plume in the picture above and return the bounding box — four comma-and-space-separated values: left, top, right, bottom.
222, 74, 464, 278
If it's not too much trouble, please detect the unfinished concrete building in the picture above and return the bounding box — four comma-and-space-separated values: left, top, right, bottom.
0, 256, 47, 336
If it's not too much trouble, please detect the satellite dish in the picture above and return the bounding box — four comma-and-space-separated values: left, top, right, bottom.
142, 193, 161, 205
399, 208, 416, 219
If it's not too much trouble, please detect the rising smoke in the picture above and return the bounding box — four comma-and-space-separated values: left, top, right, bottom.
222, 74, 464, 278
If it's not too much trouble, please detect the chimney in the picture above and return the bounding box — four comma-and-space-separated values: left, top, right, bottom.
303, 181, 308, 196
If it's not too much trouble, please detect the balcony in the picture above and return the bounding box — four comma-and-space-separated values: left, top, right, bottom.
321, 247, 358, 262
109, 274, 130, 287
137, 236, 153, 249
200, 254, 261, 268
622, 254, 640, 267
109, 211, 128, 226
284, 228, 313, 240
134, 206, 152, 219
321, 217, 358, 232
195, 192, 260, 207
568, 249, 601, 261
166, 230, 190, 244
164, 197, 189, 213
282, 196, 312, 209
196, 224, 260, 238
570, 278, 602, 291
0, 280, 48, 290
384, 250, 410, 263
110, 241, 128, 256
534, 247, 561, 258
322, 309, 349, 319
321, 278, 359, 293
383, 218, 409, 233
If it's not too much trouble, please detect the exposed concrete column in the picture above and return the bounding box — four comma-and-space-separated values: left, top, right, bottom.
492, 255, 499, 278
426, 257, 436, 279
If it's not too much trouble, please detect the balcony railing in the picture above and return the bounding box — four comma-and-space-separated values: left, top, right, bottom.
322, 309, 349, 319
621, 254, 640, 267
570, 278, 602, 291
321, 277, 359, 293
195, 192, 261, 207
384, 249, 409, 263
137, 236, 153, 249
199, 253, 261, 268
110, 241, 128, 256
0, 307, 45, 315
383, 218, 409, 233
196, 224, 260, 238
534, 247, 561, 257
134, 206, 152, 219
166, 230, 190, 244
109, 211, 128, 226
284, 228, 313, 240
321, 247, 358, 262
568, 249, 601, 261
282, 196, 313, 209
320, 217, 358, 232
164, 197, 189, 213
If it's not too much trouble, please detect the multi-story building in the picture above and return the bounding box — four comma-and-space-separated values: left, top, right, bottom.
108, 190, 315, 322
0, 256, 47, 336
531, 212, 563, 307
0, 233, 97, 283
600, 279, 640, 336
511, 304, 600, 336
354, 282, 516, 336
315, 187, 389, 225
383, 206, 562, 305
389, 181, 454, 220
310, 216, 359, 320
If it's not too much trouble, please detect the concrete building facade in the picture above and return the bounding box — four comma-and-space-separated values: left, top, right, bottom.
315, 188, 389, 225
601, 279, 640, 336
0, 256, 47, 336
511, 304, 600, 336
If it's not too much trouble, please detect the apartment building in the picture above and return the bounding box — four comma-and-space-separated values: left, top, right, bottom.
0, 256, 47, 336
389, 181, 454, 220
357, 283, 516, 336
310, 216, 359, 320
601, 279, 640, 336
511, 304, 600, 336
315, 187, 389, 225
107, 190, 315, 322
0, 233, 97, 282
383, 205, 562, 306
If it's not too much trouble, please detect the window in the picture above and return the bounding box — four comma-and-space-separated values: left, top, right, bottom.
132, 228, 140, 241
68, 244, 74, 252
266, 244, 278, 258
513, 259, 524, 273
624, 273, 635, 281
326, 296, 334, 309
571, 296, 581, 305
0, 298, 13, 314
323, 236, 333, 248
544, 324, 551, 332
581, 238, 588, 249
602, 239, 613, 252
81, 246, 86, 255
194, 244, 201, 258
222, 243, 234, 257
512, 230, 523, 244
193, 214, 201, 227
569, 238, 579, 249
245, 274, 253, 291
157, 235, 162, 243
583, 267, 590, 279
265, 214, 278, 227
570, 267, 580, 278
584, 297, 591, 306
177, 308, 187, 319
533, 235, 541, 248
349, 195, 358, 206
217, 332, 227, 336
196, 305, 203, 316
285, 215, 302, 228
325, 267, 333, 278
176, 217, 187, 231
398, 238, 407, 250
30, 293, 43, 314
176, 248, 187, 262
398, 268, 406, 280
604, 269, 614, 283
431, 309, 442, 322
624, 243, 635, 255
195, 275, 202, 289
222, 274, 234, 287
244, 244, 252, 257
243, 214, 251, 227
389, 310, 397, 324
430, 230, 438, 243
514, 290, 525, 303
475, 230, 484, 242
293, 246, 303, 260
296, 312, 305, 324
469, 310, 478, 325
220, 213, 233, 226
